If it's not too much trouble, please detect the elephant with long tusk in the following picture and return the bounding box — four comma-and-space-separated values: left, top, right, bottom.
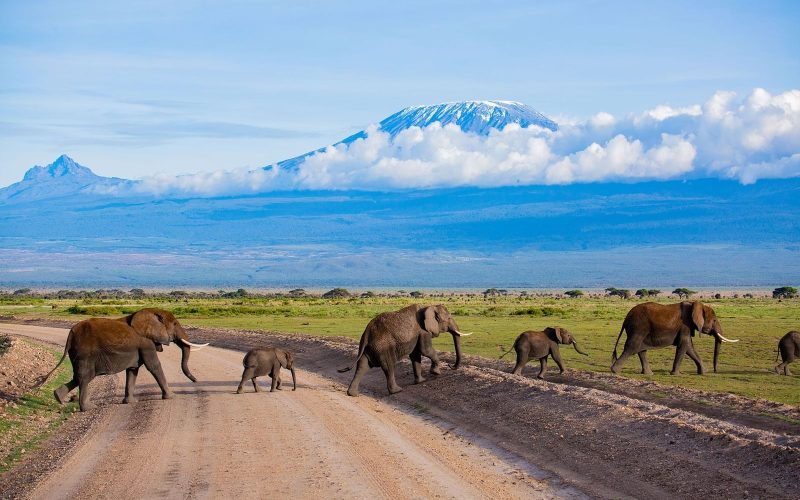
611, 301, 738, 376
40, 308, 209, 411
338, 304, 472, 396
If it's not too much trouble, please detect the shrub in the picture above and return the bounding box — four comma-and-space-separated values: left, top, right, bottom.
606, 287, 631, 299
322, 288, 351, 299
672, 288, 697, 299
564, 290, 584, 298
772, 286, 798, 299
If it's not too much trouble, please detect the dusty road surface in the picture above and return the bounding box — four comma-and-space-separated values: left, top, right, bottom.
0, 324, 572, 500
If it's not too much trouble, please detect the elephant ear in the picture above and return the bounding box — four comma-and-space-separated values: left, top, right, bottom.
691, 302, 705, 332
544, 327, 563, 343
129, 309, 170, 345
422, 306, 440, 336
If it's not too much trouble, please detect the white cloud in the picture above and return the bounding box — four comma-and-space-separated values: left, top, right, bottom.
135, 88, 800, 195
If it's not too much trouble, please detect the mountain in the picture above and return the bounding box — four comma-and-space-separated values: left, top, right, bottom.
275, 100, 558, 170
0, 155, 130, 203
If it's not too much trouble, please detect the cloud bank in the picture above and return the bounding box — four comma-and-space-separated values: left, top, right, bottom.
137, 88, 800, 195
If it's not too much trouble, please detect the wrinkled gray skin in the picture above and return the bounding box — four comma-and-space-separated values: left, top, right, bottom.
43, 308, 206, 411
505, 327, 588, 379
237, 348, 297, 393
611, 301, 738, 375
338, 304, 468, 396
775, 331, 800, 375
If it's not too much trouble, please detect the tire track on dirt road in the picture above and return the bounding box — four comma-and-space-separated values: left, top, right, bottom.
2, 324, 568, 500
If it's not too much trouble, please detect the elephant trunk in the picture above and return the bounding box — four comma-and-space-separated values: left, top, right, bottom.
177, 341, 198, 382
572, 340, 589, 356
451, 331, 463, 369
713, 338, 720, 373
290, 366, 297, 391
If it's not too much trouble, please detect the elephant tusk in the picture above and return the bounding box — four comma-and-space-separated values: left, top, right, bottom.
179, 338, 210, 349
717, 334, 739, 343
453, 330, 473, 337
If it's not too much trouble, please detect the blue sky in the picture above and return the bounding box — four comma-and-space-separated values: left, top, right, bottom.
1, 0, 798, 187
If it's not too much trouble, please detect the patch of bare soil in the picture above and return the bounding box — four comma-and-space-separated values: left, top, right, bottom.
185, 325, 800, 499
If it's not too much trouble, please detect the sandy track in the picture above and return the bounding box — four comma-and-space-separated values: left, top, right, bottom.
1, 324, 567, 500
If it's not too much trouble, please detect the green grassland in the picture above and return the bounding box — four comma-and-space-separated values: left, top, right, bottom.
0, 342, 77, 473
1, 294, 798, 404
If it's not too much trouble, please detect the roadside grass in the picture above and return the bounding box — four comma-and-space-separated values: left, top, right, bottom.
1, 295, 798, 405
0, 343, 77, 473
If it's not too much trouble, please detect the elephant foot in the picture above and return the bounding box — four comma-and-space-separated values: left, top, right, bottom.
610, 366, 620, 374
430, 367, 441, 376
388, 385, 403, 395
79, 403, 94, 412
161, 392, 173, 400
536, 373, 546, 380
53, 386, 70, 405
697, 369, 706, 376
670, 370, 681, 376
236, 388, 244, 394
642, 369, 653, 375
414, 377, 427, 384
346, 388, 360, 397
122, 396, 137, 404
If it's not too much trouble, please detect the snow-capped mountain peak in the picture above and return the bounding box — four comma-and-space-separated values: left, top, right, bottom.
22, 154, 98, 182
277, 100, 557, 170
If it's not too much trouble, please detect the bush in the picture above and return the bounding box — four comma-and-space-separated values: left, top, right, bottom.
772, 286, 798, 299
606, 287, 631, 299
564, 290, 584, 298
322, 288, 351, 299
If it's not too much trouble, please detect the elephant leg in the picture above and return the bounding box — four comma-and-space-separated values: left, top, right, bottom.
381, 360, 402, 395
141, 350, 172, 399
237, 367, 255, 393
270, 373, 278, 392
54, 375, 79, 405
410, 349, 426, 384
511, 352, 529, 375
785, 363, 792, 376
123, 366, 140, 403
418, 334, 441, 375
274, 371, 283, 391
670, 341, 689, 375
685, 342, 706, 375
611, 346, 636, 374
537, 357, 548, 379
638, 351, 653, 375
551, 349, 565, 374
77, 362, 95, 412
346, 356, 370, 397
253, 377, 261, 392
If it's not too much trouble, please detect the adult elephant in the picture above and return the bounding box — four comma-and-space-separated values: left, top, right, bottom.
610, 301, 738, 375
338, 304, 471, 396
42, 308, 208, 411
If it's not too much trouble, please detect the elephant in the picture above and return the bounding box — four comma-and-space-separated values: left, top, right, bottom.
338, 304, 471, 396
41, 308, 208, 411
610, 301, 738, 375
775, 331, 800, 375
501, 327, 588, 378
236, 347, 297, 393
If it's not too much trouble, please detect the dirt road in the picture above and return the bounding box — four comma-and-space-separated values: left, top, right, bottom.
0, 324, 571, 500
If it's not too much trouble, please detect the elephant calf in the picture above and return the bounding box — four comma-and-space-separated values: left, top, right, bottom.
775, 331, 799, 375
237, 347, 296, 393
502, 327, 588, 379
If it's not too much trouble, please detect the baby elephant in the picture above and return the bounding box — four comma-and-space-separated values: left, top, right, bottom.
237, 348, 297, 393
503, 327, 588, 378
775, 331, 799, 375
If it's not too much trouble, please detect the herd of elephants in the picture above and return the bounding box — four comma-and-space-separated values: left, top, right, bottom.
40, 302, 800, 411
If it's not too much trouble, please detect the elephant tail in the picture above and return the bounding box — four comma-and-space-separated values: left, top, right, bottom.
338, 330, 369, 373
34, 328, 73, 388
612, 322, 626, 363
498, 345, 514, 360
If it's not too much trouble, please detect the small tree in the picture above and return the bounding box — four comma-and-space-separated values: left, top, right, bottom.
410, 291, 424, 298
288, 288, 306, 297
564, 289, 584, 298
12, 288, 32, 296
635, 289, 649, 298
360, 291, 376, 298
483, 288, 500, 298
606, 287, 631, 299
129, 288, 146, 298
672, 288, 696, 299
322, 288, 351, 299
773, 286, 798, 299
648, 289, 661, 297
